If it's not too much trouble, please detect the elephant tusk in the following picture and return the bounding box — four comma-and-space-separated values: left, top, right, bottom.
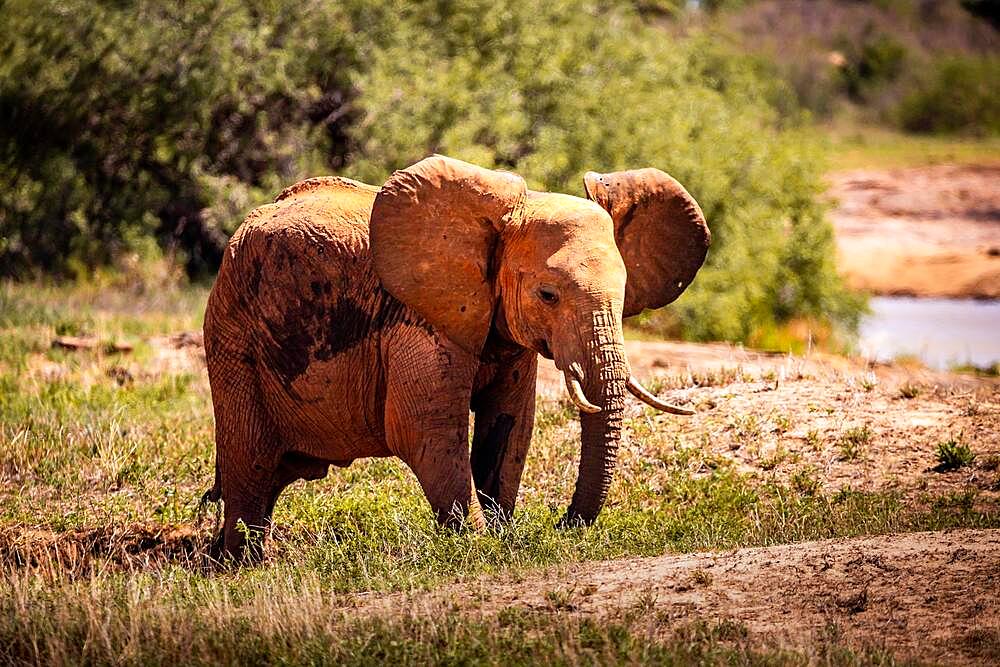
564, 371, 601, 414
627, 376, 694, 415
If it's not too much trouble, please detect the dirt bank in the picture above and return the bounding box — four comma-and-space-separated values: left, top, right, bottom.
538, 339, 1000, 500
372, 529, 1000, 665
827, 164, 1000, 299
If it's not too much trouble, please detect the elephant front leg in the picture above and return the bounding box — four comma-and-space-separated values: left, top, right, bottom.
384, 332, 484, 529
471, 351, 537, 520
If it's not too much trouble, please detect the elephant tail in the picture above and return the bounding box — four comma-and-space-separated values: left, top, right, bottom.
200, 458, 222, 507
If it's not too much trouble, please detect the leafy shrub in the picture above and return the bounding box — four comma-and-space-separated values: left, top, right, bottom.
351, 1, 863, 341
840, 33, 908, 102
837, 425, 872, 461
718, 1, 999, 127
0, 0, 863, 343
898, 56, 1000, 135
0, 0, 362, 278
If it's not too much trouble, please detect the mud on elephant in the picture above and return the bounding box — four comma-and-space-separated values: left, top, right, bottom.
202, 155, 710, 562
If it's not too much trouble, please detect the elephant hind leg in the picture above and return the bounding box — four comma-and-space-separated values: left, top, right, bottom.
216, 440, 282, 564
218, 474, 272, 564
215, 450, 330, 564
207, 352, 284, 564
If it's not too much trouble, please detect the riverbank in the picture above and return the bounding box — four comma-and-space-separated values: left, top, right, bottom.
827, 164, 1000, 300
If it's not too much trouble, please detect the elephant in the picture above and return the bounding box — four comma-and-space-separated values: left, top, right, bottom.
202, 155, 709, 561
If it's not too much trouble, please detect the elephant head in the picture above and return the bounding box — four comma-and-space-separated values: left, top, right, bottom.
371, 155, 709, 525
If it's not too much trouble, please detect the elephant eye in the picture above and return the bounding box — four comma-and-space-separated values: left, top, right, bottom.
537, 286, 560, 306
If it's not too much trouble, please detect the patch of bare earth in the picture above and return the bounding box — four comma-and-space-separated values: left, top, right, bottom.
366, 530, 1000, 665
827, 164, 1000, 299
0, 523, 210, 576
541, 340, 1000, 500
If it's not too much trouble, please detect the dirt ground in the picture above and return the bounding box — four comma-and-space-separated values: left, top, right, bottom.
539, 339, 1000, 500
827, 164, 1000, 299
370, 529, 1000, 665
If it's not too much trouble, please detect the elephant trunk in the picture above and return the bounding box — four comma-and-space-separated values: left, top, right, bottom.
561, 308, 628, 526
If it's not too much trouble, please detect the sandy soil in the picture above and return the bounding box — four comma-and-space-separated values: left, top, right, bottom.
372, 529, 1000, 665
827, 164, 1000, 299
539, 339, 1000, 500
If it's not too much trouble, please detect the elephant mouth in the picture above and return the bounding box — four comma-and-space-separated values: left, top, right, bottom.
535, 339, 553, 359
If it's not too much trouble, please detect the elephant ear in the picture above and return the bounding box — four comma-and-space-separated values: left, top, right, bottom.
371, 155, 527, 354
583, 168, 710, 318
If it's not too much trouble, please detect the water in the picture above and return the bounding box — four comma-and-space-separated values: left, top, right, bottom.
859, 297, 1000, 370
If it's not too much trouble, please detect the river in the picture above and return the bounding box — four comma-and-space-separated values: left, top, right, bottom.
859, 296, 1000, 370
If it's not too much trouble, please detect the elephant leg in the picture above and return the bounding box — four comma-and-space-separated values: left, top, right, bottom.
219, 466, 274, 564
208, 357, 282, 564
471, 351, 538, 520
384, 332, 483, 529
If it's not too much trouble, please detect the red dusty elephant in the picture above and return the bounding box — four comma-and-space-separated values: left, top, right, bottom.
202, 155, 709, 561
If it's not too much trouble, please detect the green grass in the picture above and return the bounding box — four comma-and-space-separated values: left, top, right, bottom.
824, 122, 1000, 171
1, 281, 997, 664
952, 361, 1000, 377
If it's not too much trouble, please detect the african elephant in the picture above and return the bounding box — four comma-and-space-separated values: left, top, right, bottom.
202, 155, 709, 561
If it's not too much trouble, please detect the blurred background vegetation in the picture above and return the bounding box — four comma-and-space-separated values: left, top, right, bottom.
1, 0, 997, 344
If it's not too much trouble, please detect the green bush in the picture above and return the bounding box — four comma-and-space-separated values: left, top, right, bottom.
898, 56, 1000, 135
934, 438, 976, 472
0, 0, 863, 343
841, 33, 908, 102
0, 0, 361, 278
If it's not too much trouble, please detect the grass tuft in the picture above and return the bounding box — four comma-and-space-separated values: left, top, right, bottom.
837, 425, 873, 462
934, 439, 976, 472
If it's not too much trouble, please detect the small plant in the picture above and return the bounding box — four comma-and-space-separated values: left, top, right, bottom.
804, 429, 822, 451
791, 466, 821, 496
838, 425, 872, 461
898, 383, 922, 399
759, 446, 789, 471
711, 618, 749, 642
634, 591, 659, 611
860, 372, 877, 392
730, 414, 763, 449
833, 485, 856, 503
934, 438, 976, 472
689, 569, 713, 587
545, 588, 575, 611
772, 413, 792, 434
54, 317, 94, 337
